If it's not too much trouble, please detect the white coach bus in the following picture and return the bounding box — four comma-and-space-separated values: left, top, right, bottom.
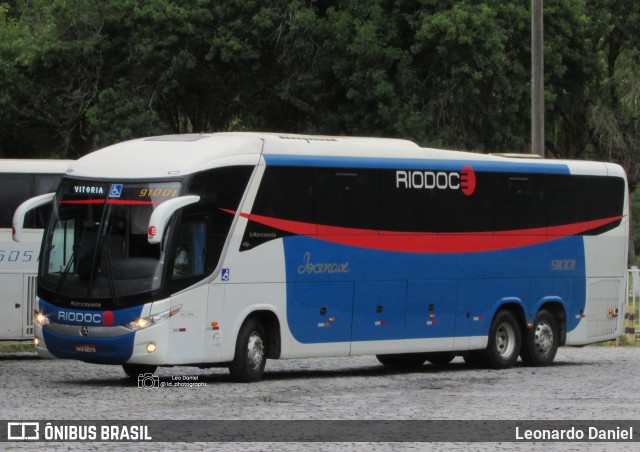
0, 159, 72, 340
13, 133, 628, 381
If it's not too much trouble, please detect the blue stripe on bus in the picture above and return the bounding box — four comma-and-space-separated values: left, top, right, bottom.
283, 235, 585, 344
263, 154, 571, 174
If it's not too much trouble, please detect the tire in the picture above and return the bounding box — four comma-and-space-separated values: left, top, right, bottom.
520, 309, 559, 366
463, 351, 486, 368
376, 353, 428, 368
424, 352, 455, 366
483, 310, 521, 369
229, 317, 267, 382
122, 363, 158, 379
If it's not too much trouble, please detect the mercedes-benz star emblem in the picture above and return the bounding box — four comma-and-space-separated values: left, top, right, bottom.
80, 326, 89, 337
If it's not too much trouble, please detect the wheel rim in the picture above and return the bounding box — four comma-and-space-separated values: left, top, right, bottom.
246, 332, 265, 371
495, 322, 516, 359
533, 321, 554, 355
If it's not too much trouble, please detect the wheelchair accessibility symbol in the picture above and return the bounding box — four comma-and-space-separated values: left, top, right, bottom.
109, 184, 123, 198
221, 268, 230, 281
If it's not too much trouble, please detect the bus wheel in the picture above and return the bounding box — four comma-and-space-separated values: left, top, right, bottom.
521, 310, 558, 366
122, 364, 158, 379
229, 317, 266, 382
376, 353, 428, 368
463, 351, 485, 368
424, 352, 455, 367
484, 310, 521, 369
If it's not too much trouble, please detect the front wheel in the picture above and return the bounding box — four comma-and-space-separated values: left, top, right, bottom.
229, 317, 267, 382
122, 363, 158, 380
482, 310, 521, 369
520, 309, 559, 366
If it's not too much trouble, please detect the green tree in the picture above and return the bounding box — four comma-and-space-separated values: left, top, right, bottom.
0, 0, 638, 173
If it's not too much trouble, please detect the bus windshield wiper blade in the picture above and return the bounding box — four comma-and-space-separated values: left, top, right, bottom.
53, 250, 76, 303
102, 244, 121, 307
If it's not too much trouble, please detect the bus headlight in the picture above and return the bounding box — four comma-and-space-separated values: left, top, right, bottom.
125, 305, 182, 331
34, 311, 50, 326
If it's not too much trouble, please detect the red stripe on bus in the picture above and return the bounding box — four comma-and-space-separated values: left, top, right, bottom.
222, 209, 623, 254
60, 199, 160, 205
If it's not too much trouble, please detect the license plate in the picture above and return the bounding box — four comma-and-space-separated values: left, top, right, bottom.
75, 343, 97, 353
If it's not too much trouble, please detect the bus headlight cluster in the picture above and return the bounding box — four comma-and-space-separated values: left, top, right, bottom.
34, 311, 49, 326
125, 305, 182, 331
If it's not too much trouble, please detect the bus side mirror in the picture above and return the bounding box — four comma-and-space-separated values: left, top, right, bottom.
12, 192, 56, 242
147, 195, 200, 245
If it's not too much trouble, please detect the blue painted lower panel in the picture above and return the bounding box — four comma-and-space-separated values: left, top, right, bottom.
42, 327, 135, 364
353, 281, 406, 341
39, 299, 143, 364
287, 282, 353, 343
283, 235, 586, 344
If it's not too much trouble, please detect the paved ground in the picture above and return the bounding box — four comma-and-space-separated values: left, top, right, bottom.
0, 346, 638, 451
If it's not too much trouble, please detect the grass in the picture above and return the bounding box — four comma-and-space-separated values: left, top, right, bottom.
591, 334, 638, 347
0, 341, 36, 353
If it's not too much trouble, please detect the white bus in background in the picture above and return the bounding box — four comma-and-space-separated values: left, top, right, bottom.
0, 159, 73, 340
12, 134, 628, 381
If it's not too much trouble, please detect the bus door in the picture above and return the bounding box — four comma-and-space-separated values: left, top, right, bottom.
352, 281, 406, 342
0, 274, 25, 339
166, 215, 209, 363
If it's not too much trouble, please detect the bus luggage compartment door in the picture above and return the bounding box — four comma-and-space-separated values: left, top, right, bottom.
0, 274, 25, 339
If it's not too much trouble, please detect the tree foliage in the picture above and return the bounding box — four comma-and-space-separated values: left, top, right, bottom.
0, 0, 638, 188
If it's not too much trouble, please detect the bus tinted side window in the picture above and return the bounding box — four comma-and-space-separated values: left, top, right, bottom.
437, 171, 493, 233
588, 176, 625, 222
378, 169, 436, 232
0, 175, 32, 228
243, 166, 315, 250
546, 174, 589, 234
189, 166, 254, 260
493, 174, 544, 232
316, 168, 378, 232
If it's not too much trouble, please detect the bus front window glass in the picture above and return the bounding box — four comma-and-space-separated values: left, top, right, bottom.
48, 218, 75, 274
40, 180, 182, 305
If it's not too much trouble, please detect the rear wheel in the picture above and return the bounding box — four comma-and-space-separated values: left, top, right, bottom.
484, 310, 521, 369
122, 363, 158, 379
229, 317, 267, 382
376, 353, 428, 368
466, 310, 521, 369
520, 309, 559, 366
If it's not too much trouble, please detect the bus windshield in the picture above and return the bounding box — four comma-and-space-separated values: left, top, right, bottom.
40, 180, 181, 304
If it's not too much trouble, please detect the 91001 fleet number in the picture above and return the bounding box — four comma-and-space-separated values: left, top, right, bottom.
551, 259, 576, 271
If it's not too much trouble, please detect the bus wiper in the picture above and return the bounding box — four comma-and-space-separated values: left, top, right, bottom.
102, 244, 122, 307
53, 249, 76, 304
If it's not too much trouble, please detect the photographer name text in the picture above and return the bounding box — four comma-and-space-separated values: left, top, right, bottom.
516, 425, 633, 441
